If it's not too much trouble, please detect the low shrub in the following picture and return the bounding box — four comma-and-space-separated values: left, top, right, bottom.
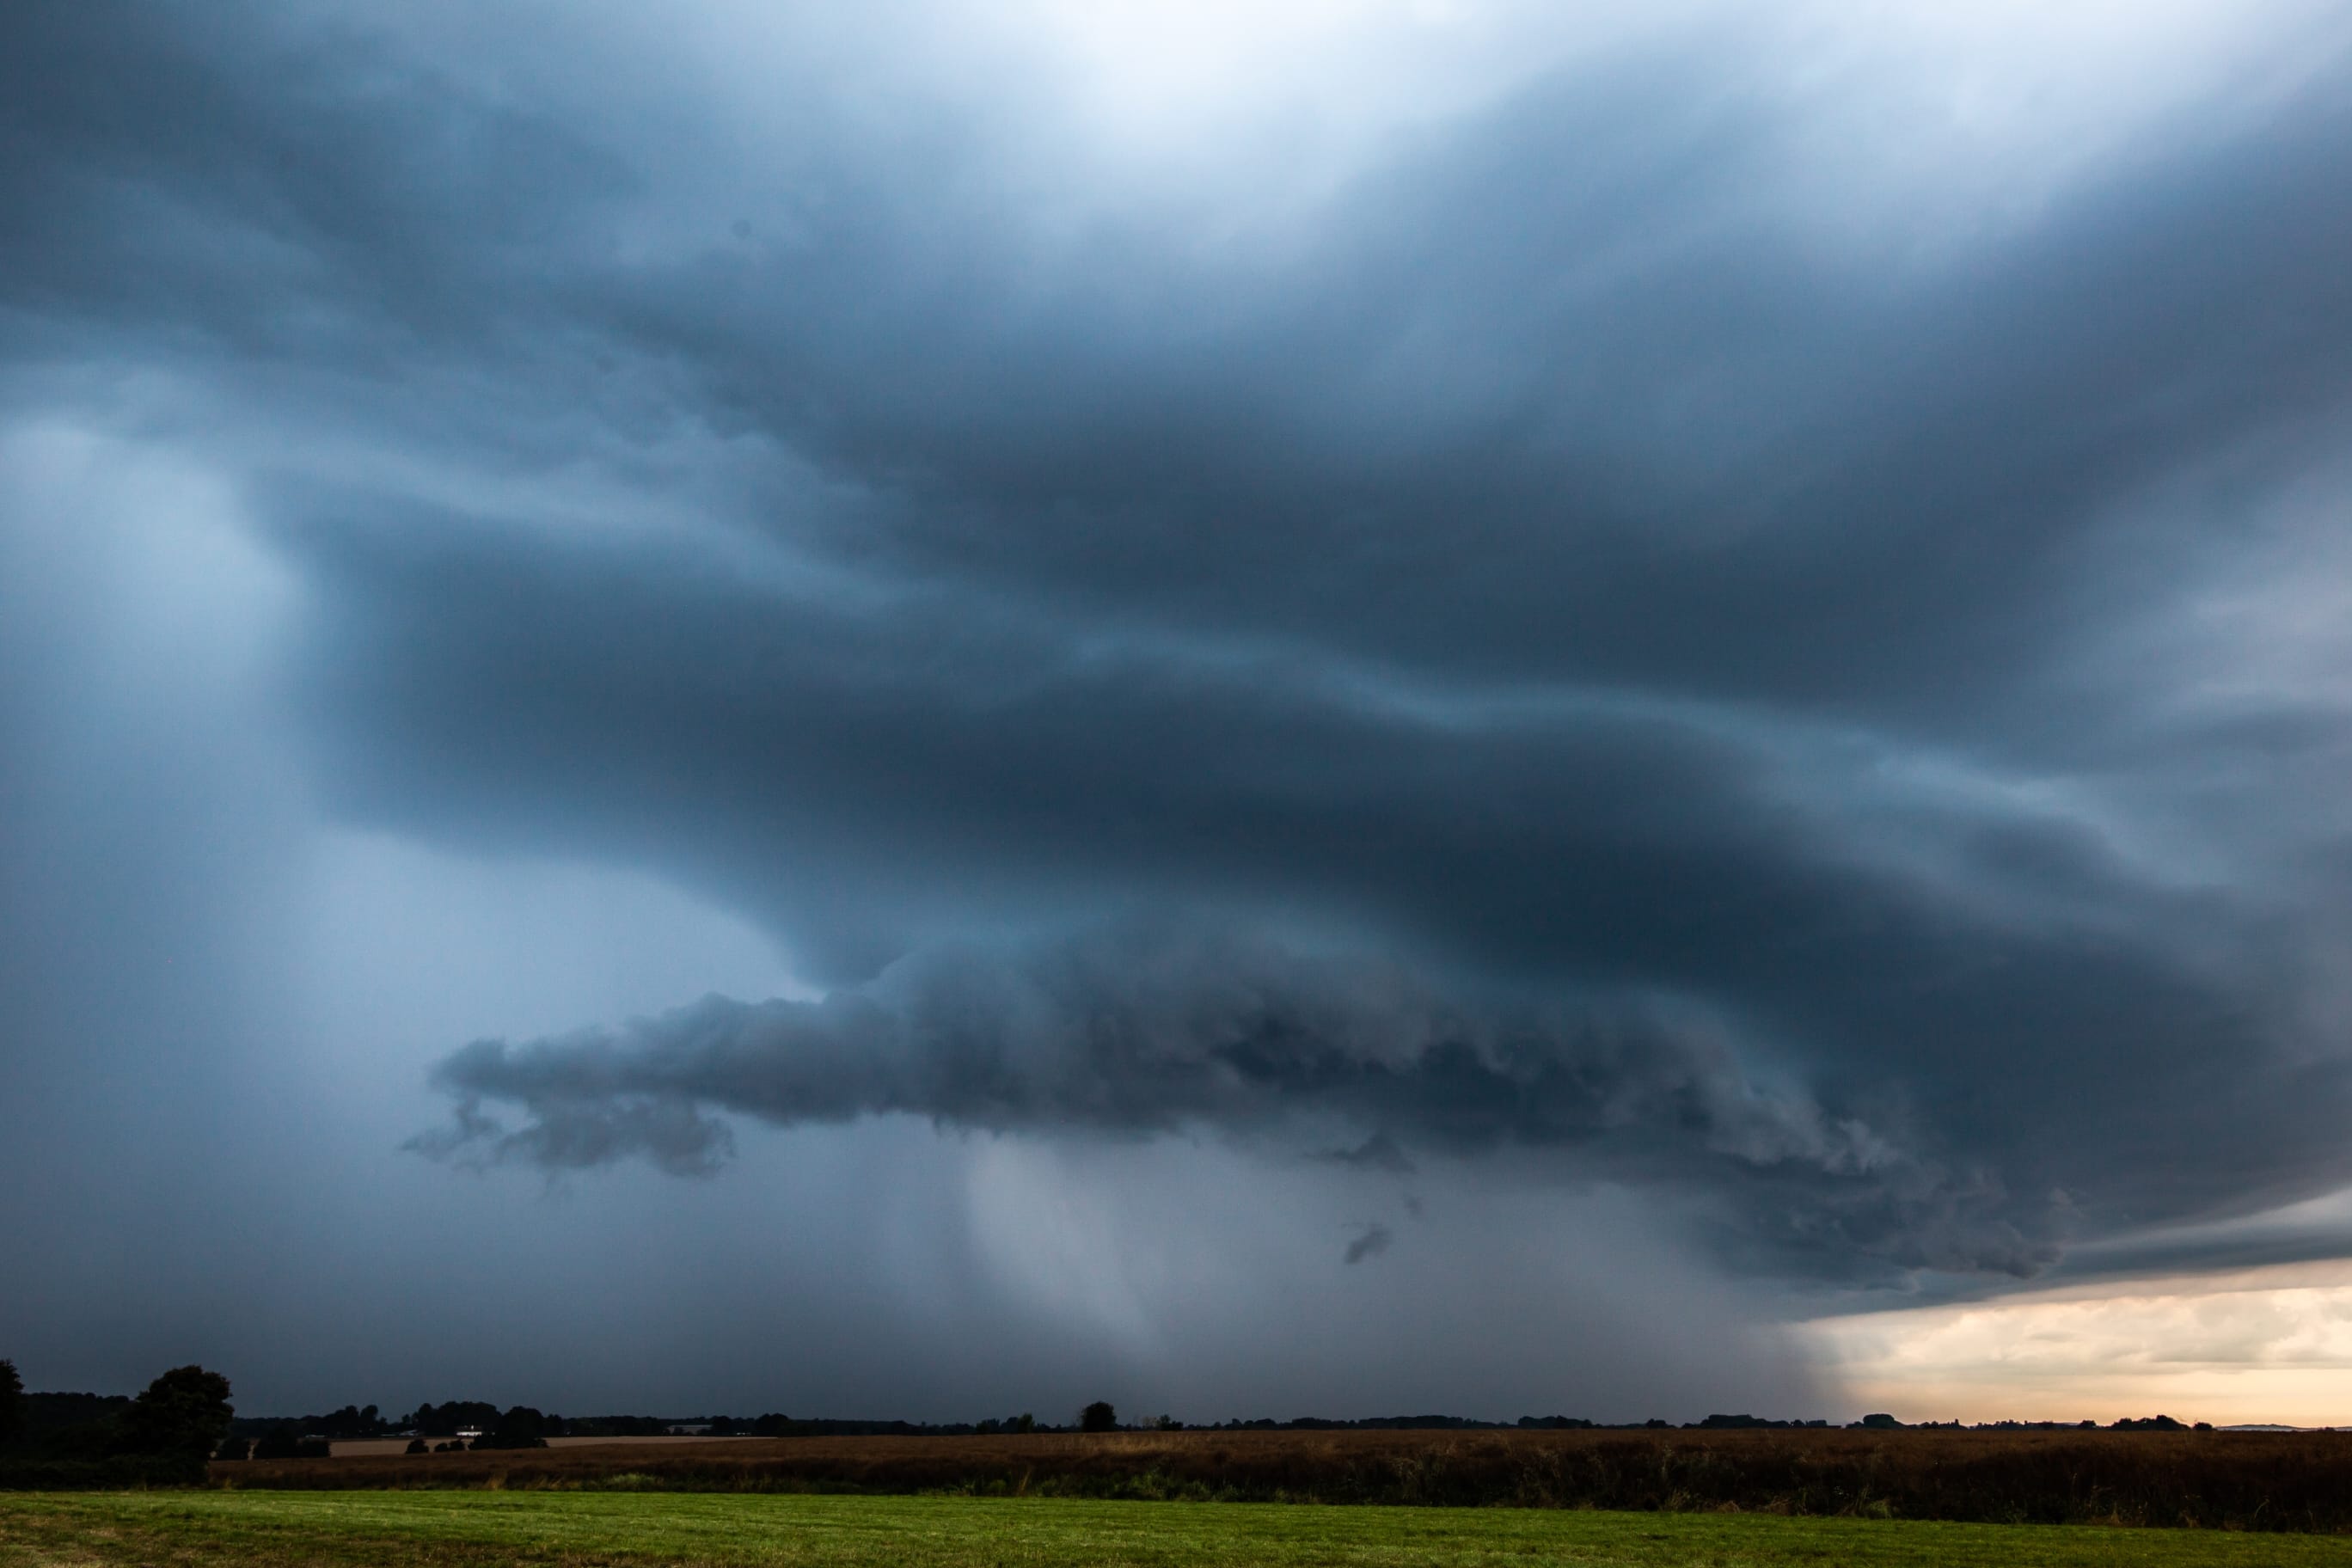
214, 1427, 2352, 1532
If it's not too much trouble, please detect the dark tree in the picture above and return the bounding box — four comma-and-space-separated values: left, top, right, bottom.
1080, 1401, 1117, 1433
0, 1359, 22, 1447
120, 1366, 234, 1458
214, 1435, 251, 1461
405, 1437, 428, 1455
313, 1403, 385, 1438
410, 1400, 500, 1438
476, 1406, 550, 1449
251, 1424, 305, 1461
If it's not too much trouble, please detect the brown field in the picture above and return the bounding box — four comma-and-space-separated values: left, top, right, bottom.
327, 1435, 764, 1458
218, 1426, 2352, 1532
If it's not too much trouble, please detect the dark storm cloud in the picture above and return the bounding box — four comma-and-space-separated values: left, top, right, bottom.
340, 499, 2346, 1281
593, 63, 2352, 748
419, 926, 2025, 1271
9, 0, 2352, 1301
401, 902, 2345, 1283
1323, 1136, 1417, 1176
0, 1, 628, 355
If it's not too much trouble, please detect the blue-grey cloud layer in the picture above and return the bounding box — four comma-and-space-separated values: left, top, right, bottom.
10, 0, 2352, 1315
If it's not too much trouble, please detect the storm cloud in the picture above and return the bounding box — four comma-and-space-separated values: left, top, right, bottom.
7, 0, 2352, 1413
418, 928, 2002, 1269
412, 916, 2333, 1283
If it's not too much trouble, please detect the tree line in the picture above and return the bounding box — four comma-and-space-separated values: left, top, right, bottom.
1, 1357, 2221, 1485
0, 1358, 233, 1486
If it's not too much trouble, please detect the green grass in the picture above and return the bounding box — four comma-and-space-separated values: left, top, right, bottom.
3, 1491, 2349, 1567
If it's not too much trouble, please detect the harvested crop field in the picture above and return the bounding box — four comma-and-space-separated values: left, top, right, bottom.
9, 1490, 2352, 1568
326, 1435, 763, 1459
215, 1426, 2352, 1532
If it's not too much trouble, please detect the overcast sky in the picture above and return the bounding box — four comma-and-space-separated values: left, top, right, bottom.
6, 0, 2352, 1424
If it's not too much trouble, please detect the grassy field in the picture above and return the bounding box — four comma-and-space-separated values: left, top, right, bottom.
4, 1491, 2351, 1568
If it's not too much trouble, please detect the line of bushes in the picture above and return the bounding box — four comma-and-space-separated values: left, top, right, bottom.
220, 1427, 2352, 1531
0, 1453, 211, 1489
